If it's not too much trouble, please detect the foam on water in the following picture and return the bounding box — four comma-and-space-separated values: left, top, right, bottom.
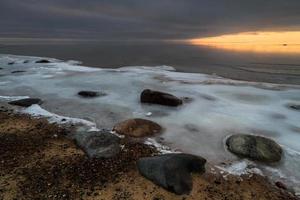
1, 54, 300, 190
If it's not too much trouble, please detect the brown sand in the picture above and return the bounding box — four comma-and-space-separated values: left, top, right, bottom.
0, 109, 298, 200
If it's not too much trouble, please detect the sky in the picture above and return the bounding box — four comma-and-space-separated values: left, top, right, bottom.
1, 0, 300, 41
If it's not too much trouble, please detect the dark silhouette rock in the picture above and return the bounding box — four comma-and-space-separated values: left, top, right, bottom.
275, 181, 287, 190
113, 118, 162, 137
182, 97, 193, 103
11, 70, 26, 74
8, 98, 42, 107
141, 89, 183, 107
35, 59, 51, 63
8, 62, 14, 65
137, 153, 206, 195
287, 103, 300, 111
78, 91, 103, 98
76, 131, 120, 158
226, 134, 282, 162
23, 60, 29, 64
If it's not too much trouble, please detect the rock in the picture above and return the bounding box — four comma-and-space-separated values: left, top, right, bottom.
78, 91, 103, 98
137, 153, 206, 195
275, 181, 287, 190
287, 103, 300, 111
8, 98, 42, 107
0, 67, 3, 70
182, 97, 193, 103
8, 62, 15, 65
11, 70, 26, 74
140, 89, 183, 107
23, 60, 29, 64
226, 134, 282, 162
35, 59, 51, 63
76, 131, 120, 158
113, 118, 162, 137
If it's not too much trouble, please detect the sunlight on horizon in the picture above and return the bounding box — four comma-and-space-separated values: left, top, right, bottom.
188, 31, 300, 54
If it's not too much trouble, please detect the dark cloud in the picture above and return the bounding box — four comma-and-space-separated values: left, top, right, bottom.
0, 0, 300, 40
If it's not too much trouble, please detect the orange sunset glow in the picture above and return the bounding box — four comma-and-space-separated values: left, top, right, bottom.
189, 31, 300, 54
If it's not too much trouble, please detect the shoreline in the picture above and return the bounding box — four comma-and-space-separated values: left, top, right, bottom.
1, 53, 300, 199
0, 105, 298, 200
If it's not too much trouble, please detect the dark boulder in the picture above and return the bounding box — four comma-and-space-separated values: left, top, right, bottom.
11, 70, 26, 74
141, 89, 183, 107
275, 181, 287, 190
77, 131, 120, 158
113, 118, 162, 137
23, 60, 29, 64
137, 153, 206, 195
226, 134, 282, 162
35, 59, 51, 63
8, 62, 15, 65
8, 98, 42, 107
78, 91, 103, 98
287, 103, 300, 111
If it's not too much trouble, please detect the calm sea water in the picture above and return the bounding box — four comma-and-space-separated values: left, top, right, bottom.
0, 42, 300, 84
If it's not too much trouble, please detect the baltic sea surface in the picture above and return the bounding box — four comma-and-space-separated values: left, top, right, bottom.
1, 41, 300, 84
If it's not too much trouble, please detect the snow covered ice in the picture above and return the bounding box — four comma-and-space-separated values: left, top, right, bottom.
1, 54, 300, 190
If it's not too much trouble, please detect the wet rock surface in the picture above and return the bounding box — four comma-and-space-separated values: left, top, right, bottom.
113, 118, 162, 137
137, 153, 206, 195
78, 91, 103, 98
226, 134, 282, 162
141, 89, 183, 107
76, 131, 121, 158
8, 98, 42, 107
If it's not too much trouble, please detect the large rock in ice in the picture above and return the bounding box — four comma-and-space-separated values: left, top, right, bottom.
76, 131, 120, 158
8, 98, 42, 107
113, 118, 162, 137
11, 70, 26, 74
35, 59, 51, 63
140, 89, 183, 107
226, 134, 282, 162
137, 153, 206, 195
78, 91, 104, 98
287, 103, 300, 111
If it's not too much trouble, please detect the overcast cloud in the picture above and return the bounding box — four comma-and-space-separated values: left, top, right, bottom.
1, 0, 300, 40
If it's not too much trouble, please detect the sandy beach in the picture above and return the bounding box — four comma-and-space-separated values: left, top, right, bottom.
0, 104, 298, 200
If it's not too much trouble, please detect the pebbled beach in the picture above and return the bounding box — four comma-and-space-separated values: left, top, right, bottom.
0, 106, 299, 200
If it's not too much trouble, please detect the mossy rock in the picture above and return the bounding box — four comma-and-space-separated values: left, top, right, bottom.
226, 134, 282, 162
